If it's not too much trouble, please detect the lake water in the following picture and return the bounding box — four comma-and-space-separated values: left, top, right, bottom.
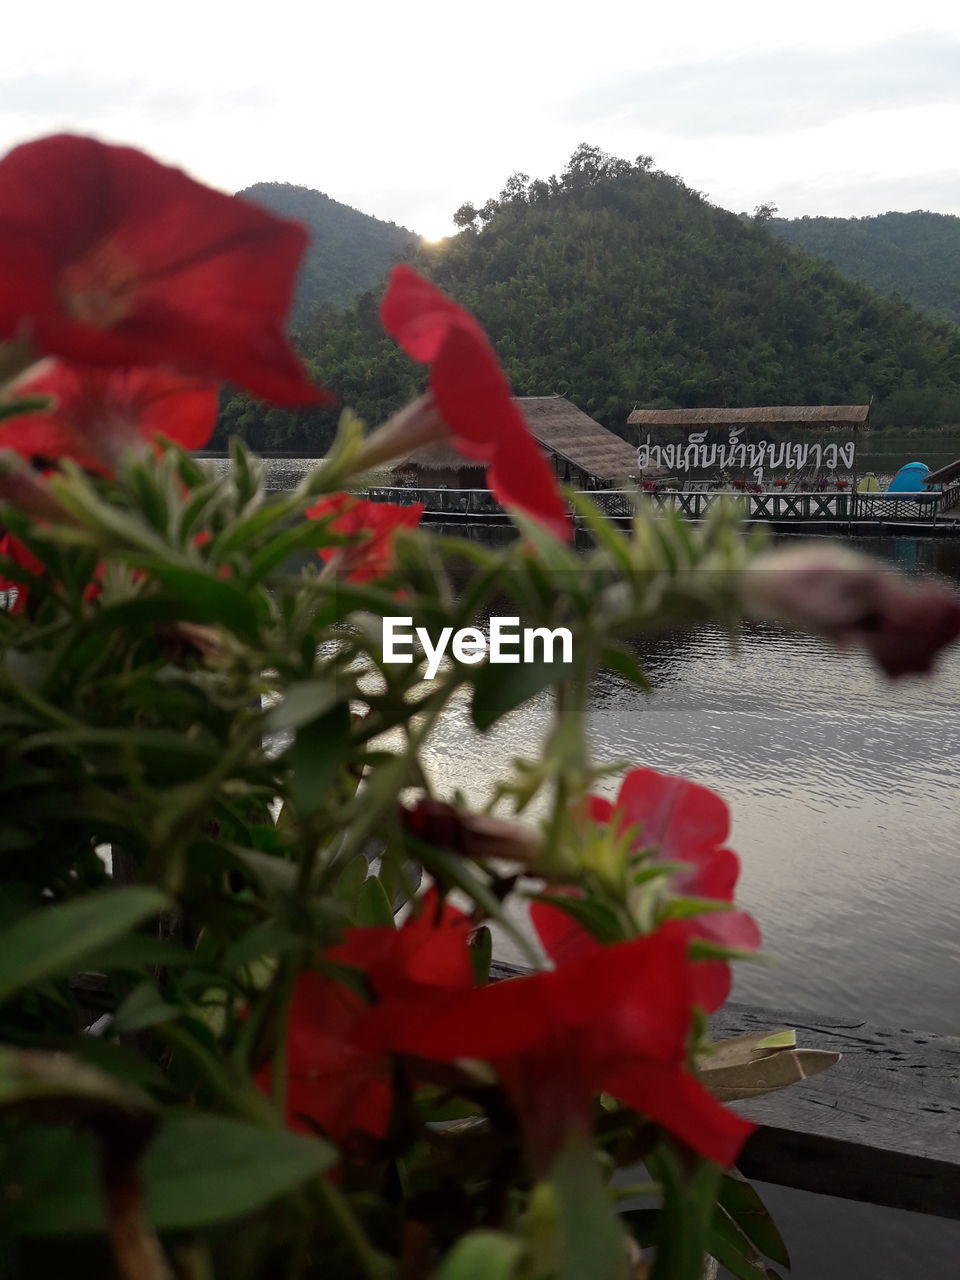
415, 529, 960, 1279
252, 457, 960, 1277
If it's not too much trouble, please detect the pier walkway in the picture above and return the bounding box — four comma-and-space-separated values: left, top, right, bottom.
358, 483, 960, 535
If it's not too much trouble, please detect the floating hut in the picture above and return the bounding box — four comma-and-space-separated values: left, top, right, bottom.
391, 395, 639, 490
626, 405, 871, 486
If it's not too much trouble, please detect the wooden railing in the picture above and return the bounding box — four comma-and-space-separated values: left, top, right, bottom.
356, 485, 948, 527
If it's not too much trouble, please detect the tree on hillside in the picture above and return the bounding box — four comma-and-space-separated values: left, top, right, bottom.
219, 146, 960, 450
453, 202, 479, 230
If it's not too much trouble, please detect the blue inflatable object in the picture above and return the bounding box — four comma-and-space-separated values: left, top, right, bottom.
887, 461, 934, 493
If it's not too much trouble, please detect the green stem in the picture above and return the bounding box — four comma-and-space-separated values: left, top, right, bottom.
1, 669, 83, 730
311, 1176, 390, 1279
157, 1024, 273, 1125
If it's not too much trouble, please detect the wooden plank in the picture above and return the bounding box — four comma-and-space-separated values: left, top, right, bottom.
489, 963, 960, 1218
713, 1003, 960, 1219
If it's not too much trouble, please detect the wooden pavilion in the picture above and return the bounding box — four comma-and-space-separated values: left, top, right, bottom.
391, 395, 639, 490
626, 405, 870, 485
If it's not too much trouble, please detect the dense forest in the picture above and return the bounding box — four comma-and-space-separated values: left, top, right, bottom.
770, 211, 960, 327
239, 181, 418, 321
217, 148, 960, 453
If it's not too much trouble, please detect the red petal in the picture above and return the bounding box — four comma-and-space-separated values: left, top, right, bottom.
0, 135, 326, 407
380, 266, 570, 538
690, 910, 762, 954
379, 265, 483, 364
328, 887, 474, 996
530, 896, 597, 966
262, 971, 394, 1141
616, 769, 730, 860
486, 415, 574, 540
429, 320, 530, 456
679, 846, 740, 900
306, 493, 424, 582
0, 362, 217, 469
603, 1061, 754, 1167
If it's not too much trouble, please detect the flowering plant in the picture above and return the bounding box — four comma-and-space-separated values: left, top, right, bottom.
0, 136, 958, 1280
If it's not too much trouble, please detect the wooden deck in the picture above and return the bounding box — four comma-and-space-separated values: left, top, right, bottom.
712, 1002, 960, 1218
489, 963, 960, 1218
357, 484, 960, 534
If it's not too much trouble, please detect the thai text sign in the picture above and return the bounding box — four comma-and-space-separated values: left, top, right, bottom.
637, 428, 856, 476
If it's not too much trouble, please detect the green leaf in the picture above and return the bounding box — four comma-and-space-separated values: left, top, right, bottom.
704, 1047, 840, 1099
696, 1031, 789, 1072
144, 1114, 335, 1227
648, 1149, 720, 1280
436, 1230, 523, 1279
601, 644, 650, 690
246, 518, 350, 581
531, 893, 625, 945
356, 875, 395, 927
754, 1030, 798, 1051
288, 702, 354, 817
0, 1046, 156, 1120
226, 846, 298, 897
717, 1172, 790, 1269
469, 925, 493, 983
0, 395, 54, 422
113, 980, 180, 1034
547, 1130, 630, 1280
262, 681, 340, 735
332, 855, 369, 911
697, 1031, 840, 1101
472, 658, 571, 731
0, 888, 168, 1006
709, 1206, 783, 1280
8, 1112, 336, 1234
80, 936, 195, 973
133, 564, 262, 641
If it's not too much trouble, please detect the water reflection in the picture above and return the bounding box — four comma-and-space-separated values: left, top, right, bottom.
414, 536, 960, 1036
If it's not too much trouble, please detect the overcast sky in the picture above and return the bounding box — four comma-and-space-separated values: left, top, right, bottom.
2, 1, 959, 239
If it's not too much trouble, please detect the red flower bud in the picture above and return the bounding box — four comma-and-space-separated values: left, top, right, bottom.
744, 545, 960, 678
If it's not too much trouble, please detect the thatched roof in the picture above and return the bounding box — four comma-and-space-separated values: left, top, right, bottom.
393, 396, 638, 483
628, 405, 870, 428
518, 396, 638, 481
392, 441, 485, 473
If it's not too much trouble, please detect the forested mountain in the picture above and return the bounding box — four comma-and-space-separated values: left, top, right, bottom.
239, 182, 418, 321
770, 211, 960, 326
218, 149, 960, 452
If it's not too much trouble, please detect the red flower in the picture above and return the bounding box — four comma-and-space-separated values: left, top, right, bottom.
261, 889, 474, 1141
0, 531, 43, 613
0, 135, 326, 406
305, 492, 424, 582
586, 769, 761, 953
328, 887, 474, 995
0, 361, 217, 472
359, 919, 753, 1170
380, 266, 570, 539
257, 970, 394, 1142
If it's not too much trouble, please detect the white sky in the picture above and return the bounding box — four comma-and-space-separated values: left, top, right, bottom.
2, 1, 959, 239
